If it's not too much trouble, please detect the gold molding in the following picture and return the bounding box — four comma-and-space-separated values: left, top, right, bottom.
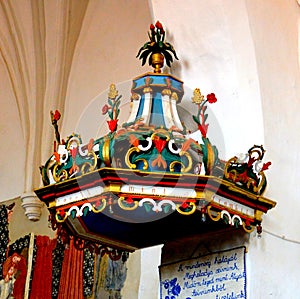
102, 138, 111, 166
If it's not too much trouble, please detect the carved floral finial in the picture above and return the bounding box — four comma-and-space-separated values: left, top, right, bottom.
136, 21, 178, 73
50, 109, 61, 147
108, 83, 118, 99
102, 84, 122, 133
192, 90, 217, 138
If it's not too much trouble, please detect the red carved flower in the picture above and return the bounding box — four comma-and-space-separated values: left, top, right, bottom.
58, 209, 65, 217
153, 137, 167, 153
53, 110, 61, 121
150, 24, 155, 30
207, 93, 217, 103
107, 119, 118, 132
155, 21, 163, 30
102, 104, 109, 115
181, 201, 189, 209
126, 197, 134, 204
261, 161, 272, 171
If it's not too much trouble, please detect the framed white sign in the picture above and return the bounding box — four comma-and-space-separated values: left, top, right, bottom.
160, 247, 246, 299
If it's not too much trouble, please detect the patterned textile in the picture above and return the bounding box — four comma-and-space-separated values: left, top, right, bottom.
105, 258, 127, 292
89, 253, 109, 298
52, 236, 65, 299
88, 253, 127, 298
8, 235, 32, 255
7, 235, 33, 299
57, 238, 84, 299
30, 236, 56, 299
0, 205, 9, 279
108, 290, 122, 299
83, 248, 94, 297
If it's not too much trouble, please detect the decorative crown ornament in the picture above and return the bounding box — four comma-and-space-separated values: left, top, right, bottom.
136, 21, 178, 73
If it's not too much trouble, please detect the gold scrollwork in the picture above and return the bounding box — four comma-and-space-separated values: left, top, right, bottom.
118, 197, 139, 211
242, 221, 255, 233
176, 202, 196, 215
169, 161, 184, 172
125, 147, 149, 170
55, 211, 68, 223
224, 157, 237, 180
66, 135, 80, 150
169, 151, 192, 173
52, 165, 68, 183
81, 151, 98, 174
151, 129, 170, 141
136, 159, 149, 170
125, 147, 139, 169
207, 205, 221, 222
179, 151, 193, 173
91, 199, 107, 213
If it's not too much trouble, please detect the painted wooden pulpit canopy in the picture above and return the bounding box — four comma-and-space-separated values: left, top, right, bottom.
35, 21, 276, 254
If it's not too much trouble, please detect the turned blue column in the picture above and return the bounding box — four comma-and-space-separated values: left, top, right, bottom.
127, 73, 185, 130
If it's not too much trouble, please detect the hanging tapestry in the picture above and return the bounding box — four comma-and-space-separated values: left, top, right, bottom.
52, 236, 65, 299
160, 246, 247, 299
105, 257, 127, 294
57, 238, 84, 299
83, 248, 95, 297
3, 234, 36, 299
30, 235, 56, 299
87, 252, 128, 299
0, 205, 9, 280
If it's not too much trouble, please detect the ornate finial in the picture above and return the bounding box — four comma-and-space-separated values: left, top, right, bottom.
192, 90, 217, 138
50, 110, 61, 146
136, 21, 178, 73
102, 84, 122, 133
108, 83, 118, 99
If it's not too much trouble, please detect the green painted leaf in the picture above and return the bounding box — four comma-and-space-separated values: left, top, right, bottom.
142, 49, 151, 66
83, 206, 89, 217
164, 51, 173, 67
163, 205, 171, 213
144, 203, 152, 213
192, 115, 200, 124
70, 210, 76, 219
